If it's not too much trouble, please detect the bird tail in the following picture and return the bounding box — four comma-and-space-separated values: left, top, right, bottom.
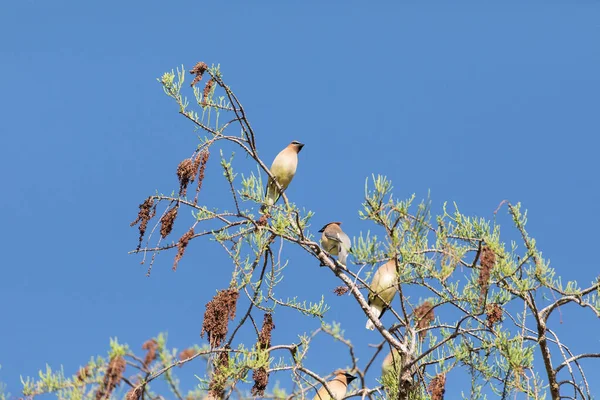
365, 304, 381, 330
261, 181, 279, 213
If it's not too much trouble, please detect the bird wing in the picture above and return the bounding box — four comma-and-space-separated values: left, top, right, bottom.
337, 232, 352, 266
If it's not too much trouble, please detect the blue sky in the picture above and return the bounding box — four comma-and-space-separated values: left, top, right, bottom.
1, 0, 599, 398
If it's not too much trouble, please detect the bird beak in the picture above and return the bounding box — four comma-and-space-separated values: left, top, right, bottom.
297, 143, 305, 152
345, 373, 357, 383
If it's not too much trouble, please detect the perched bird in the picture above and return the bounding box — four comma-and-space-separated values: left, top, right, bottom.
313, 370, 357, 400
319, 222, 352, 266
381, 349, 402, 378
262, 140, 304, 212
365, 260, 398, 330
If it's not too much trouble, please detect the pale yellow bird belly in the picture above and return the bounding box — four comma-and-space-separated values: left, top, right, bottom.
321, 236, 340, 255
371, 271, 397, 307
270, 158, 297, 190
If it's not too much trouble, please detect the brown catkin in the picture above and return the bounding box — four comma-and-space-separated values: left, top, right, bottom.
190, 62, 209, 87
201, 289, 239, 348
95, 355, 125, 400
478, 246, 496, 303
76, 366, 90, 382
333, 285, 350, 296
173, 227, 194, 271
202, 79, 216, 106
251, 366, 268, 396
415, 301, 435, 341
258, 313, 275, 350
126, 387, 142, 400
208, 347, 230, 399
194, 150, 210, 204
142, 339, 158, 368
486, 303, 503, 328
131, 197, 156, 250
429, 373, 446, 400
179, 348, 196, 363
177, 158, 195, 197
160, 205, 179, 239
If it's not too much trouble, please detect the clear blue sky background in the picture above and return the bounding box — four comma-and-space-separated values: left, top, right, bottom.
1, 0, 599, 398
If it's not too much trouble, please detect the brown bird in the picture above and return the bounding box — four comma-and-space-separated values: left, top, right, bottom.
366, 260, 398, 330
313, 370, 357, 400
319, 222, 351, 266
262, 141, 304, 211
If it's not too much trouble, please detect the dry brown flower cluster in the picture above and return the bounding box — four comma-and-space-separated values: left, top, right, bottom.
76, 366, 90, 382
131, 196, 156, 250
250, 313, 275, 396
208, 347, 230, 399
95, 355, 125, 400
126, 386, 142, 400
173, 227, 194, 272
190, 62, 209, 87
415, 301, 435, 341
251, 366, 268, 396
201, 289, 240, 348
176, 150, 210, 201
256, 214, 269, 227
179, 348, 196, 363
428, 373, 446, 400
486, 303, 503, 328
202, 79, 216, 106
177, 158, 195, 197
333, 285, 350, 296
258, 313, 275, 350
142, 339, 158, 368
478, 246, 496, 303
193, 150, 210, 204
160, 205, 179, 239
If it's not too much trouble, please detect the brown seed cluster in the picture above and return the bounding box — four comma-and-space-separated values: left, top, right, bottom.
478, 246, 496, 303
126, 386, 142, 400
173, 227, 194, 271
142, 339, 158, 368
415, 301, 435, 341
95, 355, 125, 400
130, 197, 156, 250
176, 150, 210, 201
190, 62, 209, 87
333, 285, 350, 296
201, 289, 239, 348
160, 205, 179, 239
208, 348, 230, 399
76, 366, 90, 382
428, 373, 446, 400
177, 158, 195, 197
256, 214, 269, 227
258, 313, 275, 350
251, 366, 268, 396
179, 348, 196, 363
202, 79, 216, 106
486, 303, 503, 328
193, 150, 210, 204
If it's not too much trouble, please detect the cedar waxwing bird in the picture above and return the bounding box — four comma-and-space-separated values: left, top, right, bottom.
381, 349, 402, 378
261, 141, 304, 212
365, 260, 398, 330
312, 370, 357, 400
319, 222, 352, 266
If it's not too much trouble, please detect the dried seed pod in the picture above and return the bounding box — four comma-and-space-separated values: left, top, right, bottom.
201, 289, 239, 348
95, 355, 125, 400
415, 301, 434, 341
131, 197, 156, 250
